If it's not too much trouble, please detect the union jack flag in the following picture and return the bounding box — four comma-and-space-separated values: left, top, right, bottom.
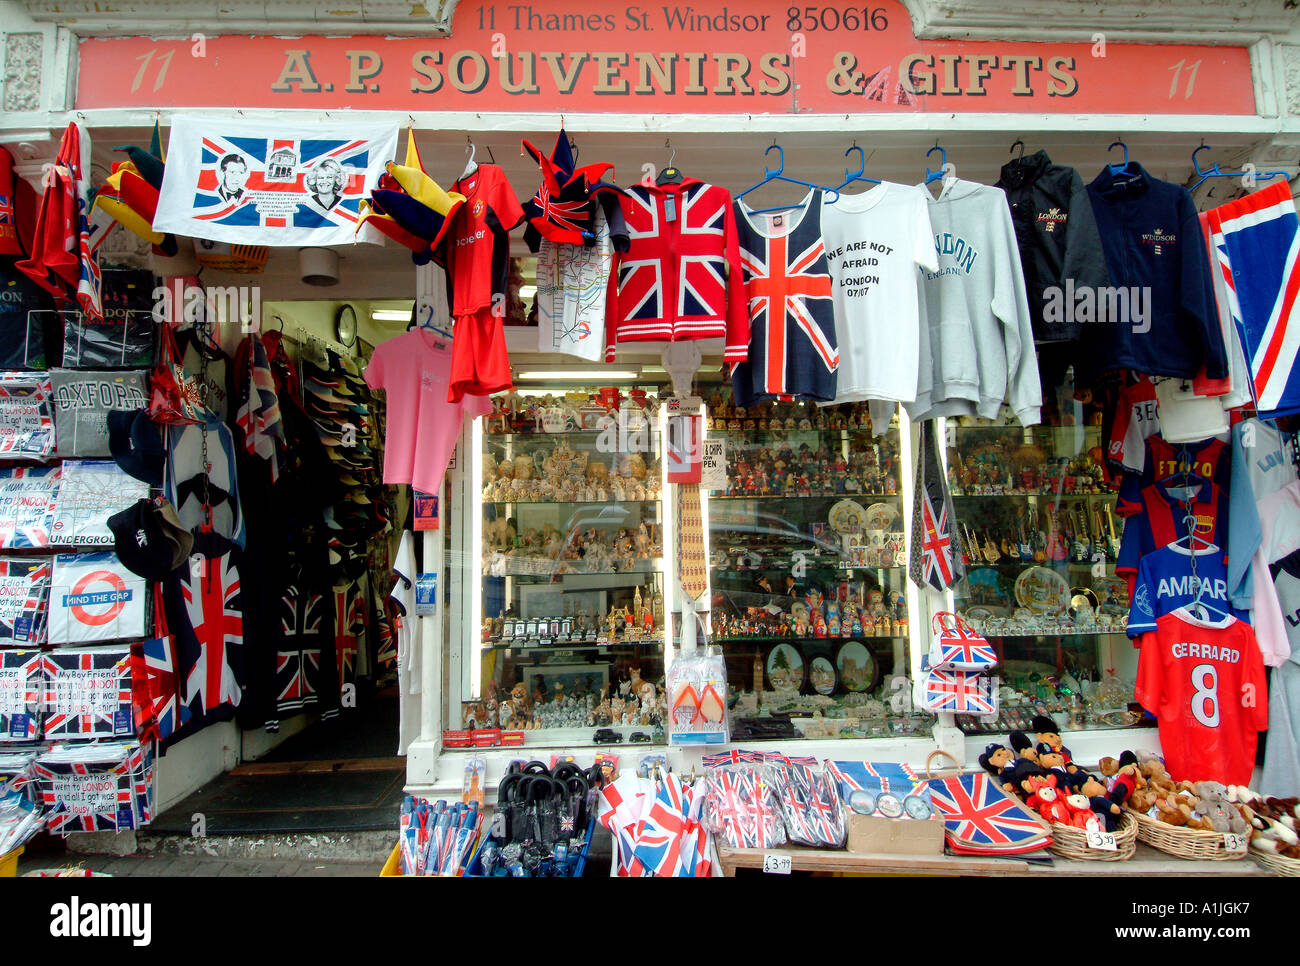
178, 549, 244, 716
332, 585, 366, 703
375, 599, 398, 670
1209, 181, 1300, 418
276, 585, 329, 716
41, 646, 135, 739
134, 636, 191, 742
0, 649, 44, 740
922, 668, 998, 715
927, 772, 1050, 854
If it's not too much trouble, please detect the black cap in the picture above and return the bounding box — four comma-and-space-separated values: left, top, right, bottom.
108, 498, 194, 581
107, 409, 164, 486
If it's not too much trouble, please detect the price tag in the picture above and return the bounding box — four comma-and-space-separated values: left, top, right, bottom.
1222, 832, 1248, 853
1085, 829, 1118, 851
762, 853, 792, 875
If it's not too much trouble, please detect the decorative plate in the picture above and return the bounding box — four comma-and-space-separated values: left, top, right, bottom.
828, 499, 867, 535
835, 641, 877, 693
809, 656, 836, 696
765, 643, 804, 691
865, 502, 899, 531
1014, 566, 1070, 615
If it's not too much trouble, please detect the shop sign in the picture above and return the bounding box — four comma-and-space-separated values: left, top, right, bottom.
76, 0, 1254, 115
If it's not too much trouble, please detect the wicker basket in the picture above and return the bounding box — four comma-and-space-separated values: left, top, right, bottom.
1048, 810, 1138, 861
1250, 848, 1300, 877
1126, 807, 1247, 861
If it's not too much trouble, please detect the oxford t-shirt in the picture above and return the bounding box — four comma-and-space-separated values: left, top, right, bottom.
820, 183, 937, 407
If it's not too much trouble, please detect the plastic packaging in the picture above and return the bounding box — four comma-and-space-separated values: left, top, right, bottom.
666, 644, 729, 745
703, 753, 787, 850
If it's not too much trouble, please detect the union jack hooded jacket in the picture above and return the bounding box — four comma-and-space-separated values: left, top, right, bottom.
604, 178, 749, 364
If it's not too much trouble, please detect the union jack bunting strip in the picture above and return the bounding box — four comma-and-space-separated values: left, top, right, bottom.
41, 646, 136, 739
928, 612, 997, 671
922, 668, 998, 715
927, 772, 1051, 854
0, 649, 45, 741
0, 557, 51, 645
909, 419, 964, 592
0, 373, 55, 458
1208, 181, 1300, 418
33, 743, 139, 834
154, 116, 399, 247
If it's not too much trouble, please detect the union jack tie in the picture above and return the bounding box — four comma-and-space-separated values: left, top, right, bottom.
909, 419, 964, 592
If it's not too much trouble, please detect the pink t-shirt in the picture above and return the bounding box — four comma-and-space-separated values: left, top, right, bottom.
365, 329, 492, 495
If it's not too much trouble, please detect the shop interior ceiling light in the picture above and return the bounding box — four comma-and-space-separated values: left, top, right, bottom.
370, 308, 411, 322
299, 247, 340, 286
514, 369, 639, 381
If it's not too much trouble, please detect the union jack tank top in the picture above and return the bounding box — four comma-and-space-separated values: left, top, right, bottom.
731, 190, 839, 406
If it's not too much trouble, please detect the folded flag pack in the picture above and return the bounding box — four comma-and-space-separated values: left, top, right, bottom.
927, 772, 1052, 855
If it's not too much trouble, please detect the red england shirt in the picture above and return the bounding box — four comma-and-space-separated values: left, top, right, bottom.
440, 164, 525, 317
1134, 608, 1268, 786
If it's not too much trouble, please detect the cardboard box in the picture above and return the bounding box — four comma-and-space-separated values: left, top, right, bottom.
847, 812, 945, 855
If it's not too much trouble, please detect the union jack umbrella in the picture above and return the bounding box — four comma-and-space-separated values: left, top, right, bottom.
927, 772, 1051, 855
928, 612, 998, 671
922, 668, 998, 715
41, 646, 135, 740
909, 419, 964, 592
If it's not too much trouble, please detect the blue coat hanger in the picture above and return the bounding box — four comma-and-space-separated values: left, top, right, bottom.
1190, 142, 1288, 194
736, 143, 839, 214
836, 144, 882, 192
1107, 140, 1131, 177
923, 144, 949, 186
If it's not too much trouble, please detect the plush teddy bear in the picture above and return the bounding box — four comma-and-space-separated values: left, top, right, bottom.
1009, 730, 1039, 764
1066, 771, 1125, 831
1031, 714, 1073, 766
1194, 781, 1250, 834
1064, 791, 1100, 830
1024, 774, 1072, 825
1035, 744, 1072, 788
1099, 750, 1143, 804
978, 742, 1019, 795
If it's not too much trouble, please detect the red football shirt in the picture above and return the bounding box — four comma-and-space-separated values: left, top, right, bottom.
441, 164, 525, 317
1134, 608, 1268, 786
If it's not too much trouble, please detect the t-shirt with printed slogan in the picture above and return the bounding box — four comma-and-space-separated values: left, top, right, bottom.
819, 183, 937, 409
365, 329, 492, 496
1134, 607, 1268, 786
439, 164, 526, 317
1126, 541, 1250, 638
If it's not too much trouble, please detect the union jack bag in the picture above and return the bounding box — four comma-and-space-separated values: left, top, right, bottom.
928, 611, 997, 671
922, 667, 999, 716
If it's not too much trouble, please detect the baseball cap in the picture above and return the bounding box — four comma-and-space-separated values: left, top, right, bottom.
107, 409, 165, 486
108, 497, 194, 580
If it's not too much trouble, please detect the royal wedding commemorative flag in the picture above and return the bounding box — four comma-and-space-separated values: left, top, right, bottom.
41, 645, 137, 739
0, 465, 60, 549
1209, 181, 1300, 419
51, 460, 148, 547
47, 552, 147, 645
0, 557, 51, 644
0, 650, 45, 740
154, 116, 399, 247
0, 372, 55, 458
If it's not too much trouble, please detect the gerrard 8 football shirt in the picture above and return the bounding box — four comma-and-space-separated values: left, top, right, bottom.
1135, 607, 1267, 786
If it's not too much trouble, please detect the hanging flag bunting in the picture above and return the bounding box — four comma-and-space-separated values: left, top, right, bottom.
154, 115, 399, 247
909, 419, 964, 592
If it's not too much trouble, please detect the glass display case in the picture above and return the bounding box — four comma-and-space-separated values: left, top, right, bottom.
471, 388, 672, 740
700, 388, 933, 741
945, 401, 1143, 737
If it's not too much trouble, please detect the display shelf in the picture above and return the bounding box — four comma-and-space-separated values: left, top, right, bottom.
486, 639, 666, 651
483, 499, 662, 507
965, 627, 1129, 639
711, 562, 908, 575
713, 634, 908, 645
712, 492, 901, 501
483, 560, 663, 577
709, 426, 876, 437
951, 491, 1118, 499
